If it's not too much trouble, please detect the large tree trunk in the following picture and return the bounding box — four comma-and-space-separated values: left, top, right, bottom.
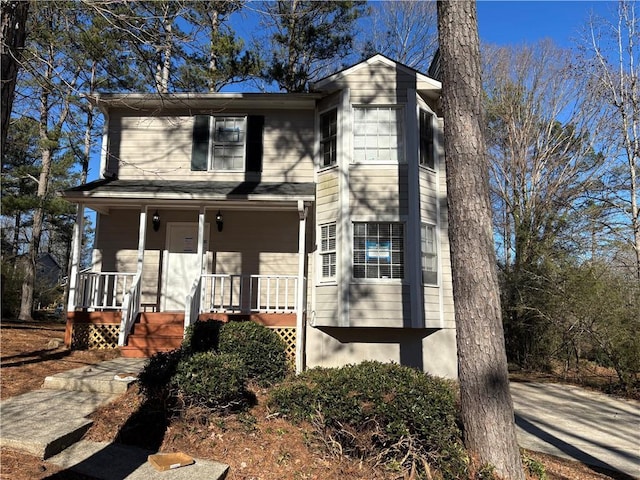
1, 0, 29, 155
436, 1, 524, 478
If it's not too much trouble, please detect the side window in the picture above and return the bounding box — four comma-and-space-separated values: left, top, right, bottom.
422, 223, 438, 285
353, 222, 404, 279
320, 109, 337, 168
419, 109, 435, 170
320, 222, 337, 281
353, 107, 404, 163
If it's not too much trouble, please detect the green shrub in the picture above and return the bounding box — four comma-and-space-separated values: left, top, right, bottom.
218, 321, 290, 386
137, 348, 184, 402
269, 361, 466, 480
181, 320, 222, 354
170, 351, 249, 411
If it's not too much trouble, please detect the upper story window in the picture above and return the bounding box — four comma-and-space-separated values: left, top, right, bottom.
320, 109, 337, 168
422, 223, 438, 285
212, 116, 246, 171
353, 106, 404, 163
191, 115, 263, 173
320, 222, 337, 280
353, 222, 404, 279
419, 109, 435, 170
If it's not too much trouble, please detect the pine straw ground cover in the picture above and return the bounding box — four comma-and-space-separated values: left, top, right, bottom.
0, 319, 631, 480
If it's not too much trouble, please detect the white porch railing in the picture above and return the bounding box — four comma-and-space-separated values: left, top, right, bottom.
200, 274, 299, 314
119, 272, 142, 346
76, 272, 137, 310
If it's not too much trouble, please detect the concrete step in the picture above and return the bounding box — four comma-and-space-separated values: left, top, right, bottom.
0, 389, 115, 459
48, 440, 230, 479
43, 358, 147, 394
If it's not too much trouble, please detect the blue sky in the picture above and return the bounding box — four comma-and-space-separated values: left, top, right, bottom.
477, 1, 616, 47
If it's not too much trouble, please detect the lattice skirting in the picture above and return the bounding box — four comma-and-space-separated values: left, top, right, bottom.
71, 323, 120, 350
270, 326, 297, 364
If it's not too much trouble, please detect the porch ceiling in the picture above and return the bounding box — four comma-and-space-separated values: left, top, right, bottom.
60, 179, 315, 212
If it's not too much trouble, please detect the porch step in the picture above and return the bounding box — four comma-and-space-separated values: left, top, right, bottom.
120, 312, 185, 358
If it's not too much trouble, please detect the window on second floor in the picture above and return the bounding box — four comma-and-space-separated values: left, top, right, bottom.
320, 222, 337, 280
353, 222, 404, 279
353, 107, 404, 163
191, 115, 263, 173
320, 109, 337, 168
212, 116, 246, 171
419, 109, 435, 170
422, 223, 438, 285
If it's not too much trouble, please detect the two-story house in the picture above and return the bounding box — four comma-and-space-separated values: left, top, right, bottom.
61, 54, 458, 378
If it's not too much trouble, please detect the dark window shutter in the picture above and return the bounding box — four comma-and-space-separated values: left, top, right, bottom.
246, 115, 264, 172
419, 110, 435, 169
191, 115, 210, 171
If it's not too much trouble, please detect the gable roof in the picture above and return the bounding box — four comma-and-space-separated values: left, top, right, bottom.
312, 53, 441, 94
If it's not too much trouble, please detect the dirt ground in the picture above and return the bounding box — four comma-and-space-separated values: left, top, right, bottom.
0, 319, 632, 480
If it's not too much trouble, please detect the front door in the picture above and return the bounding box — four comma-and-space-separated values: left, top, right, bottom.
163, 223, 209, 311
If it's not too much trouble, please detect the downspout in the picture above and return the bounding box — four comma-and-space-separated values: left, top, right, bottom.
296, 200, 308, 374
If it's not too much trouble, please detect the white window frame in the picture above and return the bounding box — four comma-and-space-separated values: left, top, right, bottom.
209, 116, 247, 172
319, 108, 338, 169
319, 222, 337, 282
352, 222, 405, 280
353, 106, 405, 164
422, 223, 438, 285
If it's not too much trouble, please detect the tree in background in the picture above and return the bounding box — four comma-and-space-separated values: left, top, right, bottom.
259, 0, 367, 92
483, 40, 607, 368
179, 1, 259, 92
582, 0, 639, 280
362, 0, 437, 72
436, 1, 524, 478
1, 0, 29, 155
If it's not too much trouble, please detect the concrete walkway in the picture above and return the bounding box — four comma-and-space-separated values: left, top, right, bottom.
511, 381, 640, 479
0, 357, 229, 480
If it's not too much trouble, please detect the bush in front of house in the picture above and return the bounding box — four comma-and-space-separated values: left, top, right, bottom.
181, 319, 222, 354
138, 320, 289, 413
218, 320, 290, 386
170, 351, 250, 411
268, 361, 467, 480
137, 348, 184, 402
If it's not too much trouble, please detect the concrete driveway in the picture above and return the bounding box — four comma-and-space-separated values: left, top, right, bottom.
510, 382, 640, 479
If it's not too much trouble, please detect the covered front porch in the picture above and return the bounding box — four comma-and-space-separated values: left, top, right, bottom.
61, 180, 314, 371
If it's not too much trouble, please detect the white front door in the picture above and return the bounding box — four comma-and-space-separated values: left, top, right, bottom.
163, 223, 209, 311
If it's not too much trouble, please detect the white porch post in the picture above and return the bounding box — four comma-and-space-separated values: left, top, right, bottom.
137, 207, 148, 273
67, 204, 85, 311
296, 200, 308, 374
197, 207, 206, 275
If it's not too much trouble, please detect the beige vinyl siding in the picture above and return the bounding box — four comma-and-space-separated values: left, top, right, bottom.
339, 63, 415, 105
108, 110, 315, 183
262, 110, 314, 182
95, 209, 140, 272
418, 169, 438, 223
316, 170, 339, 223
348, 283, 409, 328
314, 284, 340, 326
211, 210, 299, 276
349, 165, 409, 217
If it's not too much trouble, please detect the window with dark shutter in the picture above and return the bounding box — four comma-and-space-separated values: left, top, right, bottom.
191, 115, 210, 171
